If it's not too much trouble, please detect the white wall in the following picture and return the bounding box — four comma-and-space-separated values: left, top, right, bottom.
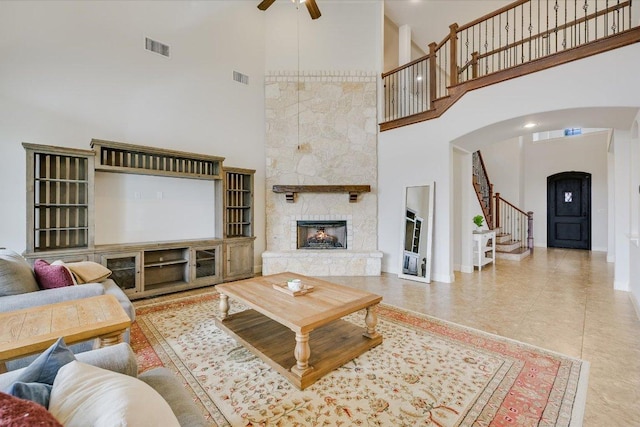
379, 42, 640, 281
0, 1, 266, 267
613, 131, 631, 290
384, 1, 511, 49
523, 131, 609, 250
480, 137, 523, 205
627, 113, 640, 312
265, 1, 382, 72
379, 123, 453, 282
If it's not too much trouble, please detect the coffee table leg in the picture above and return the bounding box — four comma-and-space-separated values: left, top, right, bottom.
219, 294, 229, 320
364, 305, 380, 339
291, 332, 313, 376
98, 331, 124, 347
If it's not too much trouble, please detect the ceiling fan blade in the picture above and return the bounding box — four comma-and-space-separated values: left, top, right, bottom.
257, 0, 277, 11
305, 0, 321, 19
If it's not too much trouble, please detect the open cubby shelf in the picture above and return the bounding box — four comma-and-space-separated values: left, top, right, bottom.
91, 139, 224, 180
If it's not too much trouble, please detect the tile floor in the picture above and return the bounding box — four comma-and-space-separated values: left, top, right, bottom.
333, 248, 640, 426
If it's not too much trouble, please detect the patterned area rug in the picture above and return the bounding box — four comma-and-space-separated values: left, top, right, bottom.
131, 289, 588, 427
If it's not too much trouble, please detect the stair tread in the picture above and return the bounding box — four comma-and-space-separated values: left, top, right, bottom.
496, 240, 520, 245
501, 247, 529, 254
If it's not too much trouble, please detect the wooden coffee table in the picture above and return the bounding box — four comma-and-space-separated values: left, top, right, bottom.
215, 272, 382, 389
0, 294, 131, 372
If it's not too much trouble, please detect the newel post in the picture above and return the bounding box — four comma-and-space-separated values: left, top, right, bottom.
527, 211, 534, 253
428, 42, 437, 105
471, 51, 479, 79
489, 183, 494, 228
494, 192, 501, 230
449, 23, 459, 86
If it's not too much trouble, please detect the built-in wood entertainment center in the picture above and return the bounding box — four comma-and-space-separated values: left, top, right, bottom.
23, 139, 255, 299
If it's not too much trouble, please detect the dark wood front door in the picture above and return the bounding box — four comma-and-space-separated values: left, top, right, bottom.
547, 172, 591, 249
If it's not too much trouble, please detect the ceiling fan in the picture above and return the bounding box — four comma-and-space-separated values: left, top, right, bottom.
257, 0, 322, 20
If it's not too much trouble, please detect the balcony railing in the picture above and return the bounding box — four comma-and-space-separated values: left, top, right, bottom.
381, 0, 637, 130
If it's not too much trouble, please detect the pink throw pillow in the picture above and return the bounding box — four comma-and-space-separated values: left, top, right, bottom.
33, 259, 75, 290
0, 391, 63, 426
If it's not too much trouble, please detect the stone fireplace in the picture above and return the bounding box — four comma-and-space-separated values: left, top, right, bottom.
262, 70, 382, 276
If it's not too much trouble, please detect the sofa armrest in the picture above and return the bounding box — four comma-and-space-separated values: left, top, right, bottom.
138, 368, 209, 427
0, 283, 104, 313
75, 342, 138, 377
0, 343, 138, 391
101, 279, 135, 322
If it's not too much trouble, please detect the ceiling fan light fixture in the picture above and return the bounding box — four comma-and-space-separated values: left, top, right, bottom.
259, 0, 320, 19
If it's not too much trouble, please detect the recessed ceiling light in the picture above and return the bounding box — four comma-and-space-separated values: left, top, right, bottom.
524, 122, 537, 128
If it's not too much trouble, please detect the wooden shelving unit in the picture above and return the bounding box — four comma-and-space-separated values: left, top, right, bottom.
23, 143, 95, 253
23, 140, 255, 296
224, 168, 255, 281
91, 139, 224, 180
95, 239, 222, 299
225, 169, 253, 238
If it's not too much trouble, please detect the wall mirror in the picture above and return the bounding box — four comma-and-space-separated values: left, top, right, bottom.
398, 183, 435, 283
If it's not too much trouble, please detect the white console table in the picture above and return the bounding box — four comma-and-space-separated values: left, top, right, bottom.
473, 230, 496, 270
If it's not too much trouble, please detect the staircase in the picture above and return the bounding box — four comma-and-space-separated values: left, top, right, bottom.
380, 0, 640, 131
473, 151, 532, 261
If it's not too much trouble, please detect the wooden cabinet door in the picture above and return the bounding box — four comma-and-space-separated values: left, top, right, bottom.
224, 240, 254, 281
191, 245, 222, 286
99, 252, 141, 295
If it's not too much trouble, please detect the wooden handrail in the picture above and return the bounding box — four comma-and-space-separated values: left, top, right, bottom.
477, 1, 632, 60
457, 0, 529, 32
496, 194, 528, 216
380, 0, 638, 130
381, 53, 431, 78
380, 26, 640, 131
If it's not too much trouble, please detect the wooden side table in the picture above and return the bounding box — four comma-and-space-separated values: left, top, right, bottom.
0, 294, 131, 372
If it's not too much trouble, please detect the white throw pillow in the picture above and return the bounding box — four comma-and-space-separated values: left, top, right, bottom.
48, 361, 180, 427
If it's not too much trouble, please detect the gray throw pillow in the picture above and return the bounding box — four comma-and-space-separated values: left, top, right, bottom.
4, 337, 76, 409
0, 249, 40, 296
5, 382, 52, 408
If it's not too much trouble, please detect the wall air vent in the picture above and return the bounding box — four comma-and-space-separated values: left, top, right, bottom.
145, 37, 170, 58
233, 71, 249, 85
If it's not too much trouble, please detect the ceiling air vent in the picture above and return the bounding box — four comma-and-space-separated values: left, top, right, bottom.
233, 71, 249, 85
145, 37, 170, 58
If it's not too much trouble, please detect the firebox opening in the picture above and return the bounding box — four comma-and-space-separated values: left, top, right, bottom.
297, 220, 347, 249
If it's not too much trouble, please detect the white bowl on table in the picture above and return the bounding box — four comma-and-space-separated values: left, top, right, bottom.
287, 279, 303, 291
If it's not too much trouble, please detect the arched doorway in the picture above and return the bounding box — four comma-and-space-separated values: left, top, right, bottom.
547, 171, 591, 249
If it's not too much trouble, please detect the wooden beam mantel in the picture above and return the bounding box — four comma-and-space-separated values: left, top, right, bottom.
272, 185, 371, 203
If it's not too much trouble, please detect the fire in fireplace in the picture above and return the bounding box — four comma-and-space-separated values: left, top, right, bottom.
297, 221, 347, 249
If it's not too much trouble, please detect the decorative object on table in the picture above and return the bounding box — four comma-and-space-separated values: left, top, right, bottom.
473, 214, 484, 231
287, 279, 302, 291
132, 288, 589, 427
272, 282, 314, 296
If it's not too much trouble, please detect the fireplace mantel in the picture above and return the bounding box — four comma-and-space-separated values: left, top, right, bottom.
272, 185, 371, 203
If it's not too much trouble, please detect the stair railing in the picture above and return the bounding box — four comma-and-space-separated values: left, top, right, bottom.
381, 0, 636, 128
494, 192, 534, 252
472, 151, 493, 228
